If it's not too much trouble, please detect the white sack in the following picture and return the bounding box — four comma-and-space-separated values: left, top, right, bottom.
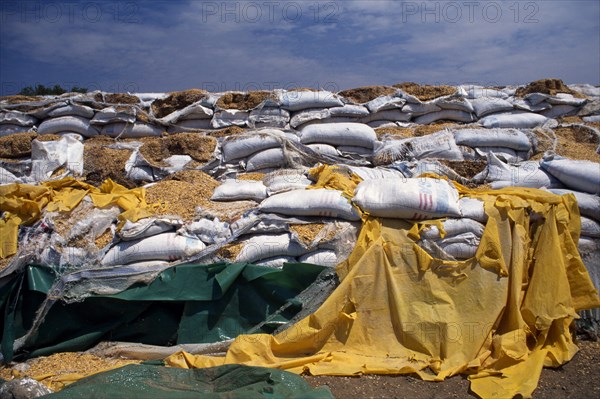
278, 91, 344, 111
298, 249, 338, 267
235, 233, 306, 263
365, 95, 405, 113
540, 155, 600, 194
0, 111, 37, 126
479, 112, 548, 129
167, 119, 213, 133
47, 104, 95, 118
413, 109, 475, 124
581, 216, 600, 238
29, 135, 84, 180
211, 179, 268, 202
101, 232, 206, 266
453, 128, 531, 151
91, 106, 137, 125
475, 153, 562, 189
346, 166, 404, 180
183, 218, 231, 245
470, 97, 514, 118
421, 218, 485, 239
37, 116, 99, 137
329, 104, 370, 117
263, 169, 312, 194
221, 130, 291, 161
374, 130, 463, 164
300, 123, 377, 149
119, 218, 182, 241
102, 122, 163, 138
249, 107, 290, 127
353, 178, 461, 219
246, 147, 286, 171
211, 109, 249, 128
290, 108, 331, 128
361, 109, 412, 123
0, 124, 31, 136
259, 188, 360, 221
459, 197, 488, 223
307, 143, 340, 157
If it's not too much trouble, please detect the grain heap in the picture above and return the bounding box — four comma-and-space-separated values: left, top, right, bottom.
0, 352, 140, 391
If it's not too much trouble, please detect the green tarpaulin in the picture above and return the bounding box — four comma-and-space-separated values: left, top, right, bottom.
0, 262, 326, 362
42, 364, 333, 399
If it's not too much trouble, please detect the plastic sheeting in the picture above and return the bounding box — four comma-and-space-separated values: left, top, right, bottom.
44, 364, 333, 399
0, 262, 326, 361
166, 174, 600, 399
0, 178, 153, 258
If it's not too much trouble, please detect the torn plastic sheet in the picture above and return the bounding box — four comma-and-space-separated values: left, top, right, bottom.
0, 261, 327, 362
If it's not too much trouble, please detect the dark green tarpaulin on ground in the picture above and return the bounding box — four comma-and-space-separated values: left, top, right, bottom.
0, 262, 326, 362
42, 363, 333, 399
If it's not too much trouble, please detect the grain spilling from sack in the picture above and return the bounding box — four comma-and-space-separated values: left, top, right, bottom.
151, 89, 208, 118
215, 91, 276, 110
393, 82, 456, 101
216, 242, 245, 261
205, 125, 247, 138
139, 134, 217, 167
515, 78, 584, 98
83, 145, 134, 188
375, 126, 414, 139
338, 86, 398, 104
289, 223, 326, 245
0, 132, 39, 158
237, 173, 266, 181
552, 126, 600, 161
100, 93, 140, 104
414, 123, 461, 136
147, 174, 255, 221
146, 179, 217, 220
167, 170, 216, 185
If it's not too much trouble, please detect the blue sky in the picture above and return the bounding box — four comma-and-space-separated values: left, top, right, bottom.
1, 0, 599, 95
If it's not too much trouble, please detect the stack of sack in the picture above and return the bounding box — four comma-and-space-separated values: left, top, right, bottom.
209, 167, 360, 268
1, 79, 599, 331
1, 79, 596, 141
219, 129, 301, 172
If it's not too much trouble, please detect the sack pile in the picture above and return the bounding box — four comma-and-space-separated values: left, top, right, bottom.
1, 78, 599, 395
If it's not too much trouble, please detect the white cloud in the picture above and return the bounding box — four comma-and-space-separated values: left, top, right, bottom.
0, 0, 598, 92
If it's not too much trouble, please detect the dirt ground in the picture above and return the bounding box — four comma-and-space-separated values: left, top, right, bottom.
305, 340, 600, 399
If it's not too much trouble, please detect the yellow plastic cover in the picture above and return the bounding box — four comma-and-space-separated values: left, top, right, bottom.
166, 171, 600, 398
0, 178, 152, 258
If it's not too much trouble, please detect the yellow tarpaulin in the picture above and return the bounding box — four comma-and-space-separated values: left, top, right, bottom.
166, 170, 600, 398
0, 178, 152, 259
